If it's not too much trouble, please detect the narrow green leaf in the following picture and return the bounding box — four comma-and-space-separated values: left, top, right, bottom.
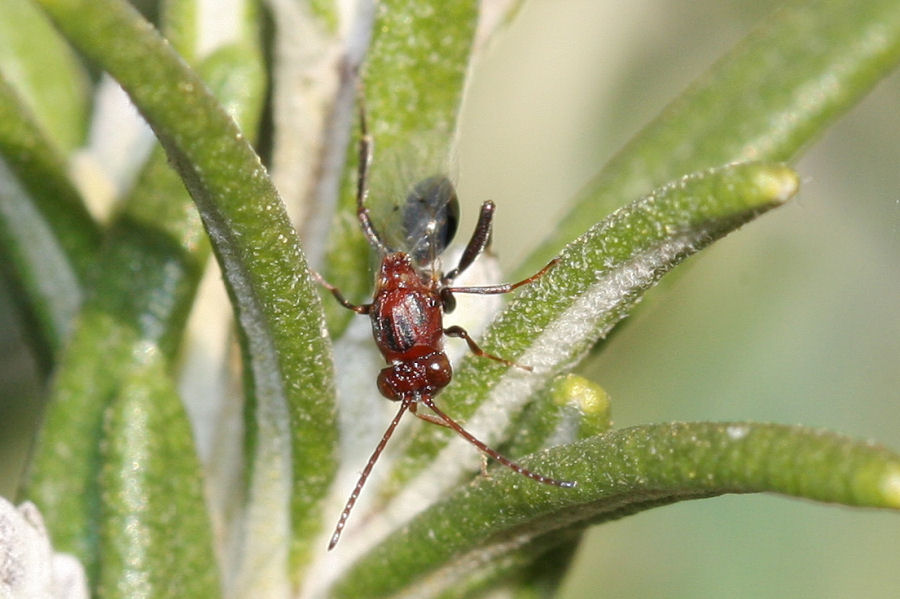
363, 0, 476, 154
162, 0, 264, 63
505, 373, 613, 459
447, 374, 611, 598
321, 0, 478, 331
333, 422, 900, 598
97, 347, 219, 599
24, 20, 266, 585
519, 0, 900, 276
426, 528, 580, 599
24, 207, 210, 578
386, 162, 797, 495
316, 162, 796, 593
198, 43, 267, 139
29, 0, 336, 581
26, 313, 145, 576
0, 78, 97, 275
0, 0, 90, 152
159, 0, 199, 60
0, 76, 99, 362
313, 0, 479, 542
0, 160, 86, 364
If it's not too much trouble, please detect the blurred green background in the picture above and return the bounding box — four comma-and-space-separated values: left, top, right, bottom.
457, 1, 899, 598
1, 1, 897, 597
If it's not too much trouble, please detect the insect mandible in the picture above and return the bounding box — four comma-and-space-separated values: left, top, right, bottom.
317, 96, 576, 551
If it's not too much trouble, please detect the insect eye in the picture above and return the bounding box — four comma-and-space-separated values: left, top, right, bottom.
403, 175, 459, 265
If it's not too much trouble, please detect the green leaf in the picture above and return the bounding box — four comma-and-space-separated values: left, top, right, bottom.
0, 76, 98, 363
24, 6, 268, 587
97, 347, 220, 599
320, 0, 479, 332
28, 0, 335, 583
12, 1, 897, 596
454, 374, 611, 598
518, 0, 900, 277
315, 162, 797, 595
505, 373, 613, 459
411, 526, 580, 599
159, 0, 199, 61
26, 313, 147, 575
386, 162, 797, 495
24, 185, 212, 578
0, 0, 90, 152
332, 422, 900, 598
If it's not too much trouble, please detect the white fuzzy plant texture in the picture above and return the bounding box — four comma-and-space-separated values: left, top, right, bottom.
0, 497, 88, 599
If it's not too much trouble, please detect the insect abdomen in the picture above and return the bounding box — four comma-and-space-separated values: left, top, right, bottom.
372, 287, 443, 361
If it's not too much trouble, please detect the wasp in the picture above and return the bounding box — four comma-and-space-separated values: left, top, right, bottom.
318, 99, 575, 550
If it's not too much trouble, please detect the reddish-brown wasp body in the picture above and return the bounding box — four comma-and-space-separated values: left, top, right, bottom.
318, 99, 575, 550
369, 253, 450, 400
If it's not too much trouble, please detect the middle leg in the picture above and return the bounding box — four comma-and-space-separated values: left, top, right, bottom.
444, 325, 532, 371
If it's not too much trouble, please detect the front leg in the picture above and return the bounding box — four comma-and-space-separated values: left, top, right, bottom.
442, 200, 495, 284
311, 270, 371, 314
354, 85, 390, 254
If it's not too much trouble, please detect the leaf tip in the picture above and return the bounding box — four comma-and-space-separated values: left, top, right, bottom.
879, 464, 900, 508
552, 374, 610, 416
753, 163, 799, 205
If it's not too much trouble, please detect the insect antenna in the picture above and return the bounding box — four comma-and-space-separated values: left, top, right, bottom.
420, 396, 576, 488
328, 399, 411, 550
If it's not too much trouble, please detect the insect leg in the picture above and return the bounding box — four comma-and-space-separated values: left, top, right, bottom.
355, 89, 390, 254
443, 325, 532, 371
311, 270, 371, 314
444, 258, 559, 296
442, 201, 494, 284
420, 396, 576, 488
409, 401, 451, 427
328, 399, 411, 550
